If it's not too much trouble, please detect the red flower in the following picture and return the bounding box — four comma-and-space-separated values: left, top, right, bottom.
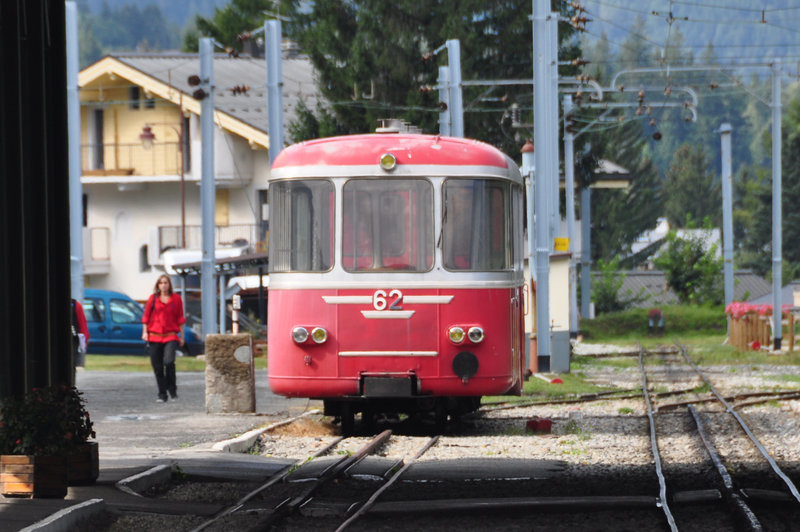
64, 432, 73, 440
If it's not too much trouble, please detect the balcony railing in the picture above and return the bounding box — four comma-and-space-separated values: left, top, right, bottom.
158, 224, 267, 253
81, 142, 181, 176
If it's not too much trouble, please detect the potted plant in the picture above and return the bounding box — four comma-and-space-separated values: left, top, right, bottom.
0, 386, 96, 497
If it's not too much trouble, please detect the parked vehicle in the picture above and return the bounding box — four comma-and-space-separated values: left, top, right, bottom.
83, 288, 202, 357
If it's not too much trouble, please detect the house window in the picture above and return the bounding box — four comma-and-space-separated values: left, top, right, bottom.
129, 87, 140, 110
144, 93, 155, 109
258, 189, 268, 251
91, 109, 104, 169
182, 115, 191, 172
139, 244, 151, 272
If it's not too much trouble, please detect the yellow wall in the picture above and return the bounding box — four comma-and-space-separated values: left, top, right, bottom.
80, 82, 184, 175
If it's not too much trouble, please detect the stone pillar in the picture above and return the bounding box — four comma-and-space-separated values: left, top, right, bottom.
205, 334, 255, 413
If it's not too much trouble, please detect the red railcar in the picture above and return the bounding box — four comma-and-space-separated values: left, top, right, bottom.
267, 133, 526, 432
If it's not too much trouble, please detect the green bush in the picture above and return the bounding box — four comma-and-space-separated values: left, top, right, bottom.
580, 305, 726, 340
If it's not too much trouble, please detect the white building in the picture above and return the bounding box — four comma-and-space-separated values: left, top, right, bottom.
78, 53, 318, 301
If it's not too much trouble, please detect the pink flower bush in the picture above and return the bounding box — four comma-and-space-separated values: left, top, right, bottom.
725, 302, 793, 319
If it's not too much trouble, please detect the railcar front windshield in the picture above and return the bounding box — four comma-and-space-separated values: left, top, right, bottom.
442, 179, 514, 271
269, 176, 517, 274
342, 179, 434, 272
269, 180, 334, 272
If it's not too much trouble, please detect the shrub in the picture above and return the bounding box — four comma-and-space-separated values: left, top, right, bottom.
580, 305, 726, 340
0, 386, 94, 456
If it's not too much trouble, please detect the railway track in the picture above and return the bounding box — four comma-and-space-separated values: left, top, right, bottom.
182, 426, 440, 531
639, 342, 800, 531
74, 345, 800, 531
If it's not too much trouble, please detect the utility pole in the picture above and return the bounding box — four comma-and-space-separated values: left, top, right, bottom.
266, 20, 284, 165
446, 40, 464, 137
771, 62, 782, 350
533, 0, 555, 369
581, 186, 591, 318
66, 1, 83, 304
563, 95, 578, 337
719, 123, 734, 310
200, 38, 217, 339
438, 66, 451, 136
522, 140, 536, 371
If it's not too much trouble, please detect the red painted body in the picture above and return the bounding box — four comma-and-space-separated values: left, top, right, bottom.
268, 287, 524, 397
267, 133, 526, 414
273, 134, 510, 169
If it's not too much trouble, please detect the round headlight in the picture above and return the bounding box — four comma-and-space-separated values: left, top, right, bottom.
448, 326, 465, 344
379, 152, 397, 171
311, 327, 328, 344
468, 326, 484, 343
292, 326, 309, 344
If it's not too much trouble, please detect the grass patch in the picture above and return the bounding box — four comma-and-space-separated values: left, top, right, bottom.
482, 372, 621, 405
581, 305, 726, 341
84, 354, 268, 372
766, 374, 800, 384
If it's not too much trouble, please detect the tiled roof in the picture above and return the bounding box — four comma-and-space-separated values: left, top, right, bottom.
110, 53, 319, 138
616, 270, 772, 308
749, 280, 800, 306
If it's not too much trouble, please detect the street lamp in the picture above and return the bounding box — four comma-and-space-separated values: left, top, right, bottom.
140, 122, 186, 248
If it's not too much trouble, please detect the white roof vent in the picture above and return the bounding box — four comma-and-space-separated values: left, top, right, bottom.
375, 118, 421, 134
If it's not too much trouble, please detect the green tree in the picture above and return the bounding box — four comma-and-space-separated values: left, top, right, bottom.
77, 1, 179, 67
654, 221, 723, 305
733, 166, 771, 277
591, 256, 648, 314
583, 115, 663, 262
281, 0, 580, 151
182, 0, 281, 54
663, 144, 720, 228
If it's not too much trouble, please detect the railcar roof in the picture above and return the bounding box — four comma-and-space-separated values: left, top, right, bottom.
273, 134, 513, 169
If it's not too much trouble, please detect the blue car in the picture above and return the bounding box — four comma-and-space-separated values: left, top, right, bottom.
83, 288, 203, 357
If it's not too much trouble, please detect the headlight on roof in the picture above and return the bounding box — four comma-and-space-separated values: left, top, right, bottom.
379, 152, 397, 172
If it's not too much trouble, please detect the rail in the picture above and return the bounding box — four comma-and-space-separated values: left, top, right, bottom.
676, 344, 800, 505
637, 345, 679, 532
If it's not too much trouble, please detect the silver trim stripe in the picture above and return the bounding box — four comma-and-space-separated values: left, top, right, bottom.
322, 296, 372, 304
322, 295, 453, 305
361, 310, 415, 319
339, 351, 438, 357
403, 295, 454, 304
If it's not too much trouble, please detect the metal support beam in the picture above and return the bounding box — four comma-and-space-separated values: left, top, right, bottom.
533, 0, 554, 365
446, 40, 464, 137
719, 124, 734, 310
200, 38, 217, 340
581, 186, 591, 318
266, 20, 284, 165
771, 62, 782, 350
563, 96, 578, 337
66, 1, 83, 305
438, 66, 451, 136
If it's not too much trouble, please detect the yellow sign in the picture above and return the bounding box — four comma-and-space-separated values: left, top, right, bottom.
554, 237, 569, 252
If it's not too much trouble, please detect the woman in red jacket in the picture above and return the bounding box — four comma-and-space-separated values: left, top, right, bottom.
142, 274, 185, 402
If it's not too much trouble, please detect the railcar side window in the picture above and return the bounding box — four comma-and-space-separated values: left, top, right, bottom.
443, 179, 512, 271
342, 179, 433, 272
269, 180, 334, 272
